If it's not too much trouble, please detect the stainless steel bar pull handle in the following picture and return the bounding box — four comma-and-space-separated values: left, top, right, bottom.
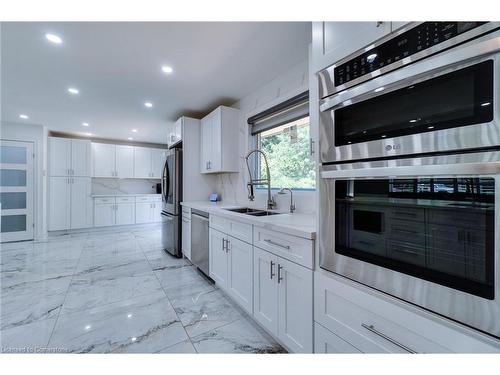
270, 261, 275, 279
222, 238, 226, 251
361, 323, 416, 353
277, 264, 283, 283
264, 239, 290, 250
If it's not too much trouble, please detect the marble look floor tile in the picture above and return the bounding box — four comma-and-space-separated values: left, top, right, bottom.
156, 339, 197, 353
0, 317, 58, 353
62, 272, 164, 314
144, 249, 190, 271
191, 319, 285, 354
1, 275, 71, 330
74, 252, 150, 281
172, 288, 243, 337
154, 264, 207, 288
49, 292, 188, 353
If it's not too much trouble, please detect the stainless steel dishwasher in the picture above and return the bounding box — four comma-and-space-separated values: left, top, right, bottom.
190, 209, 210, 278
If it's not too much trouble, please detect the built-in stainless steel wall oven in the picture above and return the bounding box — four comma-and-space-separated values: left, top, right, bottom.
318, 22, 500, 339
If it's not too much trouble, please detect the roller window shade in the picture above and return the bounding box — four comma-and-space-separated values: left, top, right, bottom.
248, 91, 309, 135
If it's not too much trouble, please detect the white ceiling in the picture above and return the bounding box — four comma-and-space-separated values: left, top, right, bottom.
1, 22, 311, 143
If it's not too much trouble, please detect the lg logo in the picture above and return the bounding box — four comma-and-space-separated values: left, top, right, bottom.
385, 144, 401, 151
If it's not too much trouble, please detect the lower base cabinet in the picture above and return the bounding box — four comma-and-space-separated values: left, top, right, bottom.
181, 214, 192, 260
94, 203, 116, 227
209, 228, 253, 314
116, 203, 135, 225
253, 246, 313, 353
314, 322, 361, 353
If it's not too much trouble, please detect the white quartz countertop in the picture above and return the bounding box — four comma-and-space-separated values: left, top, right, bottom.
181, 201, 316, 240
91, 194, 161, 197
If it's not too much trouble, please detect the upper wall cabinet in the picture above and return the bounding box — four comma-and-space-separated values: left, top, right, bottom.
200, 105, 240, 174
134, 147, 166, 179
312, 21, 404, 73
92, 143, 134, 178
167, 117, 182, 148
49, 137, 91, 177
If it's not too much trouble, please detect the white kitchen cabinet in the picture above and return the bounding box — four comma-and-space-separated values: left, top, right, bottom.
168, 117, 182, 147
48, 177, 70, 231
92, 143, 116, 177
116, 202, 135, 225
115, 145, 134, 178
314, 323, 362, 353
227, 236, 253, 313
209, 228, 228, 287
134, 196, 162, 224
200, 106, 239, 173
253, 246, 313, 353
94, 203, 115, 227
49, 176, 92, 231
151, 149, 166, 178
253, 247, 279, 335
49, 137, 90, 177
70, 177, 92, 229
277, 256, 313, 353
182, 213, 192, 260
134, 147, 166, 178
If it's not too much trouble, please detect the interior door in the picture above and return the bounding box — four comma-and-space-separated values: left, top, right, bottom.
253, 247, 279, 335
1, 140, 34, 241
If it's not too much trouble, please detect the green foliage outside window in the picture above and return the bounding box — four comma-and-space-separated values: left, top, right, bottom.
257, 116, 315, 190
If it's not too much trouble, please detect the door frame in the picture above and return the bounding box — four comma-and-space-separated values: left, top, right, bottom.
1, 140, 34, 242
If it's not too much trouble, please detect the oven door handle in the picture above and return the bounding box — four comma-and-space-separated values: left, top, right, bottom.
320, 36, 500, 113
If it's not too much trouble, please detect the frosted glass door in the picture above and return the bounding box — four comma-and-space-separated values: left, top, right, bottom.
0, 140, 34, 242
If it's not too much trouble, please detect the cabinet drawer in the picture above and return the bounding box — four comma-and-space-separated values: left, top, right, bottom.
387, 218, 425, 245
314, 272, 500, 353
253, 227, 313, 269
388, 207, 425, 222
314, 272, 448, 353
116, 196, 135, 203
94, 197, 115, 205
314, 322, 361, 353
428, 209, 485, 228
209, 214, 230, 233
151, 195, 162, 202
136, 195, 155, 203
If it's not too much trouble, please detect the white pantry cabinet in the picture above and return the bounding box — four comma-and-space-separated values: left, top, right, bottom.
209, 227, 253, 314
49, 137, 91, 177
134, 147, 166, 178
200, 106, 239, 173
253, 246, 313, 353
48, 176, 92, 231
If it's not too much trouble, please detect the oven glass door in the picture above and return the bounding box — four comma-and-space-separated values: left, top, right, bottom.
335, 177, 495, 299
334, 60, 493, 146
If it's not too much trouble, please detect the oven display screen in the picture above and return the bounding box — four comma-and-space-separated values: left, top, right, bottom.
335, 178, 495, 299
334, 60, 493, 146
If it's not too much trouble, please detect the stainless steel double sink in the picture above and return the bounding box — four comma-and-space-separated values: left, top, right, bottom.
224, 207, 281, 216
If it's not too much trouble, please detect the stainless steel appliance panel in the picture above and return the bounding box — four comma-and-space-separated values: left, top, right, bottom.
162, 148, 182, 215
191, 209, 210, 277
319, 151, 500, 338
161, 211, 181, 257
320, 33, 500, 163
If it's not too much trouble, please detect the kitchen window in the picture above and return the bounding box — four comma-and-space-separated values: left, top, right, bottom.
248, 92, 315, 190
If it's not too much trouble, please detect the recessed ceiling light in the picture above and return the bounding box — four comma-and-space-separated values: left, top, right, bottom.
409, 119, 418, 123
132, 129, 138, 133
374, 87, 385, 93
68, 87, 79, 95
45, 33, 62, 44
428, 126, 435, 129
161, 65, 173, 74
381, 135, 387, 138
481, 102, 491, 107
144, 102, 153, 108
128, 137, 133, 141
82, 122, 89, 127
19, 114, 29, 119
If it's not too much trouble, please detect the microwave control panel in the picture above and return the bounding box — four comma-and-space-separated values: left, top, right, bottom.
333, 22, 488, 87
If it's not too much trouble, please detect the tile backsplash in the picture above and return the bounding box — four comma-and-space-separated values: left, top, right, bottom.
92, 178, 160, 195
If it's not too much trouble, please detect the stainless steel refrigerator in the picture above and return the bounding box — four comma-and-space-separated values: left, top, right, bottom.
161, 147, 182, 257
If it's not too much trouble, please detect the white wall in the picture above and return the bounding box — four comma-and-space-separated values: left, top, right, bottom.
1, 121, 48, 240
214, 59, 316, 214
